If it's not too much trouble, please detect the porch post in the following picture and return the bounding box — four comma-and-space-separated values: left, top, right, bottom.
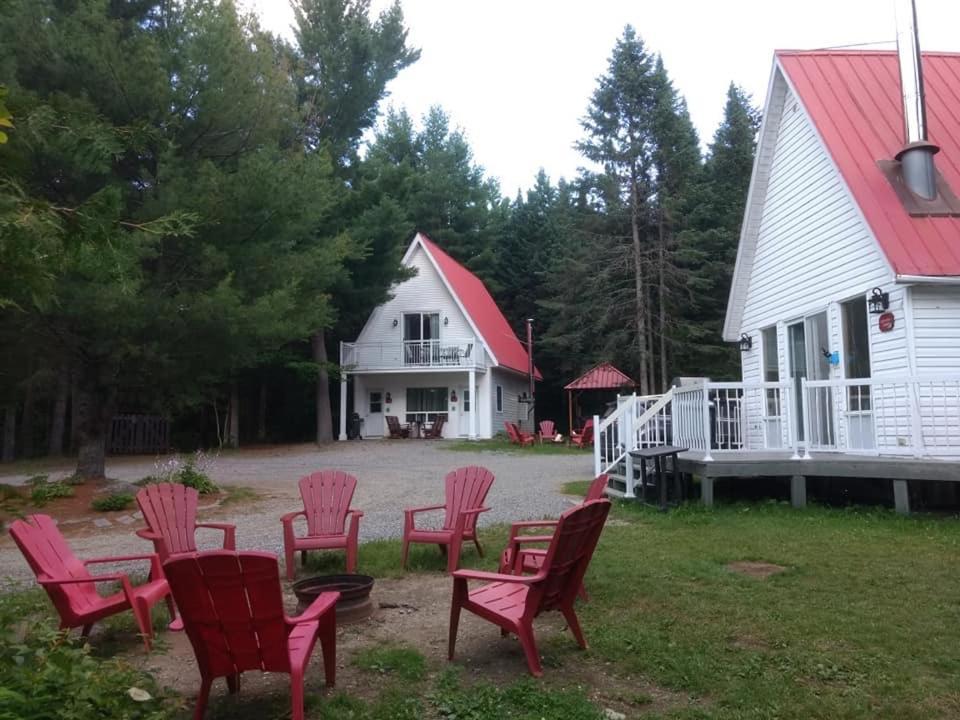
701, 386, 713, 462
790, 475, 807, 509
893, 479, 910, 515
468, 369, 477, 440
623, 400, 635, 498
338, 375, 348, 441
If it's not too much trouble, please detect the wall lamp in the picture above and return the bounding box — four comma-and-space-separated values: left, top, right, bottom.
738, 333, 753, 352
868, 287, 889, 314
392, 318, 398, 327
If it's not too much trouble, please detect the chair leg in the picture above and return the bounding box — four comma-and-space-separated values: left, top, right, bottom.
560, 604, 588, 649
345, 544, 357, 574
133, 597, 154, 651
226, 673, 241, 694
473, 536, 484, 558
516, 621, 543, 677
195, 677, 213, 720
80, 623, 93, 640
290, 667, 305, 720
285, 544, 297, 581
319, 614, 337, 687
448, 579, 465, 660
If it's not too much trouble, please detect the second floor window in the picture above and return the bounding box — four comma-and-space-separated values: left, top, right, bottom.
403, 312, 439, 342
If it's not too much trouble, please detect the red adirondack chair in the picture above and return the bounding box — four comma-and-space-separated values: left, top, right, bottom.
163, 551, 338, 720
136, 483, 236, 563
8, 513, 175, 650
569, 419, 594, 448
402, 466, 495, 573
504, 421, 535, 447
499, 474, 610, 600
282, 470, 363, 580
448, 498, 611, 676
538, 420, 556, 443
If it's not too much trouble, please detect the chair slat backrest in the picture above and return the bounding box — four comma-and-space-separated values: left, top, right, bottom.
164, 552, 290, 676
299, 470, 357, 537
539, 420, 556, 438
136, 483, 200, 557
535, 499, 610, 612
386, 416, 402, 436
503, 422, 519, 443
585, 474, 609, 501
442, 466, 495, 532
428, 416, 445, 438
580, 420, 594, 444
8, 514, 98, 617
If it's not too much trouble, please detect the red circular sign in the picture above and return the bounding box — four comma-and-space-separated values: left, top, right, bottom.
878, 312, 895, 332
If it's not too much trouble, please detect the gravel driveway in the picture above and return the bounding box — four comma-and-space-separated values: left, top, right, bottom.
0, 441, 594, 584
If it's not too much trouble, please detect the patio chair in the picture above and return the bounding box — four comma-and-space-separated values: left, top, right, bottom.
499, 474, 610, 601
402, 466, 494, 573
8, 513, 175, 650
135, 483, 236, 563
569, 419, 594, 449
538, 420, 556, 443
163, 551, 338, 720
448, 498, 611, 676
386, 415, 409, 439
505, 421, 535, 446
424, 415, 446, 439
282, 470, 363, 580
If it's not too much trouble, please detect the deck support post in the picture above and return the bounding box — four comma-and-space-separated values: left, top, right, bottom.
893, 479, 911, 515
623, 403, 635, 498
700, 476, 714, 507
790, 475, 807, 509
338, 376, 348, 441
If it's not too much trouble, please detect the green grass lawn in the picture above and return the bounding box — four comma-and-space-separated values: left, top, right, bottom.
4, 498, 960, 719
442, 436, 587, 454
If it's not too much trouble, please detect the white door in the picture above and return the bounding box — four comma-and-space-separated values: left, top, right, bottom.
367, 390, 384, 437
457, 386, 471, 437
841, 297, 874, 450
788, 312, 835, 449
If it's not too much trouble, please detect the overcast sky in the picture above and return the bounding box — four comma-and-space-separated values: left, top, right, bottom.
245, 0, 960, 196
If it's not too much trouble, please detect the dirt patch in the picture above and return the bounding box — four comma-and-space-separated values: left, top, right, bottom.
125, 572, 699, 716
730, 633, 771, 651
726, 561, 787, 579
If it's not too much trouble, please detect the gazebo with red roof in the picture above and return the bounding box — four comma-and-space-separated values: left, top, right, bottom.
563, 363, 636, 434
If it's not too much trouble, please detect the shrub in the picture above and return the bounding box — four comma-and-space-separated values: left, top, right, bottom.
92, 493, 135, 512
139, 451, 219, 494
27, 476, 75, 505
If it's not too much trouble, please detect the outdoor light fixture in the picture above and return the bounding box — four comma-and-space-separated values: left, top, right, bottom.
868, 287, 889, 314
385, 392, 392, 404
450, 390, 457, 402
739, 333, 753, 352
392, 318, 398, 327
443, 316, 449, 326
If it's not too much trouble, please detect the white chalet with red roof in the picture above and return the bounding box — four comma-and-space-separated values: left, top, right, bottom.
338, 232, 541, 440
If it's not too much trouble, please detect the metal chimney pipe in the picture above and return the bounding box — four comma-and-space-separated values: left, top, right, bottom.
894, 0, 939, 200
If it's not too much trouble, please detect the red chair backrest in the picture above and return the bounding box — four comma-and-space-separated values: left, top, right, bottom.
535, 499, 610, 612
429, 416, 445, 438
8, 514, 97, 618
299, 470, 357, 536
585, 474, 609, 501
136, 483, 200, 556
503, 421, 519, 442
539, 420, 556, 437
164, 552, 291, 676
580, 420, 594, 443
442, 466, 495, 532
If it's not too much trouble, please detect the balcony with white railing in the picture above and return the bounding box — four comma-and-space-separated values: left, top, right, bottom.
340, 338, 485, 373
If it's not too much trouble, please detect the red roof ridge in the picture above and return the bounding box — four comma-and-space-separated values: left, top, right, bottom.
414, 233, 542, 379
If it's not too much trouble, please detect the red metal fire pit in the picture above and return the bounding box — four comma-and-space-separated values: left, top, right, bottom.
292, 574, 375, 624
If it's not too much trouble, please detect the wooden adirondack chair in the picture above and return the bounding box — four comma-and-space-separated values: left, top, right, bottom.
386, 415, 409, 439
504, 421, 535, 447
135, 483, 236, 563
424, 415, 446, 439
402, 466, 494, 573
498, 474, 609, 600
282, 470, 363, 580
8, 513, 175, 650
449, 498, 611, 676
569, 419, 594, 448
163, 551, 338, 720
538, 420, 556, 443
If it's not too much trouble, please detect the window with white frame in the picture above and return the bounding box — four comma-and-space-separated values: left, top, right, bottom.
406, 387, 448, 424
369, 391, 383, 414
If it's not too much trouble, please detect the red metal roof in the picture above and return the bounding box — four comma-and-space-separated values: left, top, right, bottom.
778, 50, 960, 277
563, 363, 635, 391
417, 234, 542, 379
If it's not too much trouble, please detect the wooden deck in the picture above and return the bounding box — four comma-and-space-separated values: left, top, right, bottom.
672, 451, 960, 515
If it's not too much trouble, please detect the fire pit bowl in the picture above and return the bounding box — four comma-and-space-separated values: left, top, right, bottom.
292, 574, 375, 624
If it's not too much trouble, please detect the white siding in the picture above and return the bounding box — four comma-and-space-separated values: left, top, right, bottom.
355, 245, 474, 349
491, 369, 530, 436
911, 286, 960, 373
739, 84, 891, 336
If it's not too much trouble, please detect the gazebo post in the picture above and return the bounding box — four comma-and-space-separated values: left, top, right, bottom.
567, 390, 573, 434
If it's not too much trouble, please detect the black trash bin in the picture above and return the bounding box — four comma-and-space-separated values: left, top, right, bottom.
347, 412, 363, 440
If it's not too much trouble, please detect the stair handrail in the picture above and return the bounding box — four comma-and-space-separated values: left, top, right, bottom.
594, 388, 674, 478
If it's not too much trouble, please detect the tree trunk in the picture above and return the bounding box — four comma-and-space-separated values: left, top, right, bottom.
313, 331, 333, 443
2, 404, 15, 462
21, 372, 35, 458
645, 297, 655, 393
74, 382, 113, 480
49, 365, 69, 456
227, 381, 240, 448
658, 217, 669, 393
630, 171, 649, 395
69, 370, 80, 453
257, 383, 267, 442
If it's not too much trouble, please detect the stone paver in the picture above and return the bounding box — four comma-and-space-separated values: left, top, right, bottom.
0, 441, 593, 585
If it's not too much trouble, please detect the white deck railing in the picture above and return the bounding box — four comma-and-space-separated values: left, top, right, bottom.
340, 338, 484, 372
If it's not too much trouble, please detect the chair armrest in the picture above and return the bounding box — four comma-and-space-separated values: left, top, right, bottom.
196, 522, 237, 550
39, 573, 125, 586
135, 528, 162, 541
85, 553, 160, 565
508, 519, 558, 540
451, 568, 540, 584
510, 535, 554, 545
458, 506, 490, 517
286, 591, 339, 626
347, 510, 365, 519
196, 522, 235, 531
281, 510, 306, 525
405, 504, 446, 516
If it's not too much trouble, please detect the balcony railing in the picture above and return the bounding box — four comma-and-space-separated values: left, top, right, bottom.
340, 338, 484, 372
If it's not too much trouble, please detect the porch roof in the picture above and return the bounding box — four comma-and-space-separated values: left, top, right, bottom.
564, 362, 636, 391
